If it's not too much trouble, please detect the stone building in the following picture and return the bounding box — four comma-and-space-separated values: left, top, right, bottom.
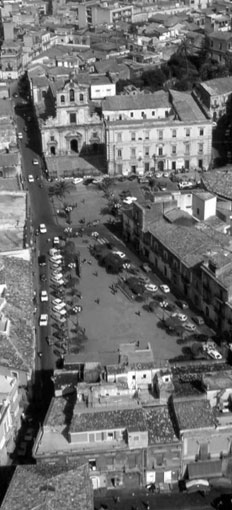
40, 75, 104, 158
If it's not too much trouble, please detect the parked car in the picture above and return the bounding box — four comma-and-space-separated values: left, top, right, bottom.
28, 174, 34, 183
50, 276, 65, 286
32, 158, 39, 165
145, 283, 158, 292
185, 479, 210, 495
208, 349, 222, 360
193, 315, 205, 326
40, 274, 47, 282
17, 132, 23, 140
160, 284, 170, 293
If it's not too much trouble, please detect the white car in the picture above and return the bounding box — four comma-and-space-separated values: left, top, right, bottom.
163, 172, 169, 178
52, 306, 66, 316
112, 250, 126, 259
51, 272, 63, 280
52, 298, 65, 305
28, 174, 34, 183
145, 283, 158, 292
49, 248, 61, 256
172, 313, 188, 322
123, 197, 137, 204
49, 254, 62, 262
50, 259, 62, 267
208, 349, 222, 360
17, 132, 23, 139
51, 312, 66, 324
32, 158, 39, 165
39, 223, 47, 234
73, 177, 83, 184
53, 237, 60, 245
154, 172, 163, 178
91, 232, 99, 238
39, 314, 48, 326
40, 290, 48, 302
160, 284, 170, 294
50, 276, 65, 286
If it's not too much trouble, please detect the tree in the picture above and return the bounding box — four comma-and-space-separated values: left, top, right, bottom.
49, 181, 73, 202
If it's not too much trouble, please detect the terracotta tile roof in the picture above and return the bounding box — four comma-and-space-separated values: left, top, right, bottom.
70, 407, 147, 433
173, 399, 218, 431
144, 406, 178, 444
1, 464, 93, 510
0, 256, 34, 372
102, 90, 169, 111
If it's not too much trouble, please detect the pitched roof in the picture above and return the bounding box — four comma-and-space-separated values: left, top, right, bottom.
1, 464, 93, 510
144, 406, 178, 444
199, 76, 232, 96
102, 90, 169, 111
148, 218, 230, 268
173, 399, 218, 431
170, 90, 207, 122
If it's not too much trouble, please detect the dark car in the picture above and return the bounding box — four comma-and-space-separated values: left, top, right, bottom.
40, 273, 47, 282
38, 255, 46, 266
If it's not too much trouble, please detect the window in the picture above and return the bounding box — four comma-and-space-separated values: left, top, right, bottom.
172, 129, 176, 138
70, 89, 75, 102
185, 144, 190, 155
197, 208, 200, 215
132, 375, 136, 379
144, 147, 149, 157
144, 131, 149, 140
141, 111, 144, 117
185, 159, 190, 169
117, 149, 122, 158
117, 133, 122, 142
185, 128, 190, 137
89, 459, 96, 470
158, 130, 163, 140
131, 132, 136, 141
198, 143, 203, 154
158, 147, 163, 156
142, 374, 146, 379
70, 113, 76, 124
172, 161, 176, 170
131, 148, 136, 158
79, 93, 84, 101
199, 128, 204, 136
50, 136, 55, 141
130, 112, 134, 118
172, 145, 176, 155
60, 95, 65, 103
152, 111, 155, 116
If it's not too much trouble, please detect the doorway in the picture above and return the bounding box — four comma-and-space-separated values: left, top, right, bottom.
50, 146, 56, 155
157, 160, 164, 172
70, 139, 78, 153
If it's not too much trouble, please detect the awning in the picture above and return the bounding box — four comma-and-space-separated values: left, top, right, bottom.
188, 460, 222, 480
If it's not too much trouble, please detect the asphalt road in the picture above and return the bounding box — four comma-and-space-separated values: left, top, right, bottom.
13, 93, 58, 414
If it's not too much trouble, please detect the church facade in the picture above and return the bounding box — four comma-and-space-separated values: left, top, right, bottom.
40, 76, 104, 158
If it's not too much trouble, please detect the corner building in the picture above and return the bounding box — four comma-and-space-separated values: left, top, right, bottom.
103, 89, 212, 176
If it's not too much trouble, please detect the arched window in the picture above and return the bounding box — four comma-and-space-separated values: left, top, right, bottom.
70, 89, 75, 102
60, 95, 65, 103
80, 93, 84, 102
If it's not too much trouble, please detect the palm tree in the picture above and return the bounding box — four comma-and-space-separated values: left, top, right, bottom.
49, 181, 73, 202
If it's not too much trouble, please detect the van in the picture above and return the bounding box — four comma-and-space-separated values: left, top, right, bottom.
185, 479, 210, 494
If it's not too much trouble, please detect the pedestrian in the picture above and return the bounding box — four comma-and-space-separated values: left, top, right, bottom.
135, 310, 141, 316
95, 298, 100, 304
